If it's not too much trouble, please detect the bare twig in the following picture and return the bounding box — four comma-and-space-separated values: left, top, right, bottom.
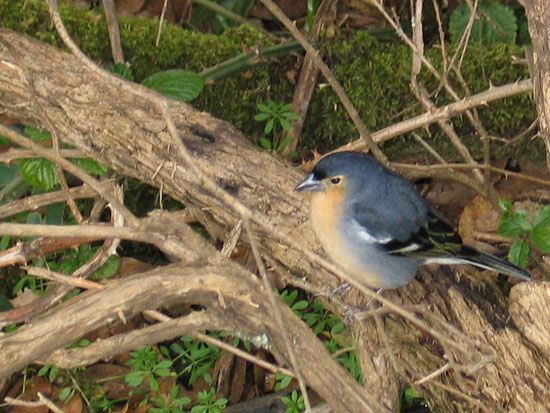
4, 393, 64, 413
245, 219, 312, 412
0, 184, 97, 219
155, 0, 169, 47
102, 0, 124, 63
344, 79, 533, 149
392, 162, 550, 187
258, 0, 388, 164
0, 124, 137, 226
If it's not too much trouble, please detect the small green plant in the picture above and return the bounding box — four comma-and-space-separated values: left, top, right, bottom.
160, 335, 221, 386
302, 298, 345, 336
37, 364, 60, 383
498, 199, 550, 268
280, 289, 310, 318
254, 100, 299, 154
191, 388, 228, 413
281, 390, 305, 413
275, 372, 293, 391
449, 1, 517, 45
125, 346, 173, 392
150, 385, 191, 413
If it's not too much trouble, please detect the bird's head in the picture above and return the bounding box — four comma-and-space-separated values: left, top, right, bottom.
295, 151, 380, 197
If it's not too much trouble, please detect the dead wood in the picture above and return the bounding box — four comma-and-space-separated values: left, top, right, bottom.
0, 29, 549, 412
519, 0, 550, 170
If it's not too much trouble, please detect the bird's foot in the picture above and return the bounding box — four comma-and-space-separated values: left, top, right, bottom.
326, 282, 351, 298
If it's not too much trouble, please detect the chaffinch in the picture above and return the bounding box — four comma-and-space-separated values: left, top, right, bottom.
295, 151, 530, 289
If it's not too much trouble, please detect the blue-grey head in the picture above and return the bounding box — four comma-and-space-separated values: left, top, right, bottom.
295, 151, 385, 195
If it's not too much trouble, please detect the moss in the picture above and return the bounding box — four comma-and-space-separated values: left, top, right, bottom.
0, 0, 542, 161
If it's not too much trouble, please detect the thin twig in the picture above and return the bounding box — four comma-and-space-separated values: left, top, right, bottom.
392, 162, 550, 187
0, 184, 97, 220
344, 79, 533, 150
0, 124, 137, 226
244, 219, 312, 412
4, 393, 64, 413
258, 0, 388, 164
102, 0, 124, 63
155, 0, 169, 47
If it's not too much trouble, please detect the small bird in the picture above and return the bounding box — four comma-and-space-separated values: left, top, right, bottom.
295, 151, 530, 289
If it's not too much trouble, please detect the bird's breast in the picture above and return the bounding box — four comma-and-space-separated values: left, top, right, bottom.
310, 193, 390, 288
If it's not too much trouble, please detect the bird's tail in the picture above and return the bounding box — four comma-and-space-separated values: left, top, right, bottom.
458, 245, 531, 281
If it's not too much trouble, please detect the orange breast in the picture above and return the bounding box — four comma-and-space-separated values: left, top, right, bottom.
309, 189, 387, 288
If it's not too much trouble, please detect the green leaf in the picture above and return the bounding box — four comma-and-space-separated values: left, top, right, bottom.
59, 386, 74, 402
449, 2, 517, 45
279, 117, 292, 131
109, 63, 134, 81
508, 240, 529, 268
23, 126, 51, 142
91, 255, 120, 280
275, 373, 292, 391
148, 375, 160, 392
254, 113, 270, 121
531, 226, 550, 253
264, 118, 275, 134
125, 371, 145, 387
498, 210, 530, 237
19, 158, 59, 191
0, 236, 11, 251
533, 205, 550, 229
256, 103, 270, 113
72, 158, 108, 177
259, 137, 272, 150
141, 70, 204, 102
285, 112, 300, 121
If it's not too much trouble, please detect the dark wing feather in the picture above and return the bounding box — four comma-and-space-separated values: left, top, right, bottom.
383, 210, 463, 257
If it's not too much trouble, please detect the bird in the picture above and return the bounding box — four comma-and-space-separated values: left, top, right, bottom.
295, 151, 530, 289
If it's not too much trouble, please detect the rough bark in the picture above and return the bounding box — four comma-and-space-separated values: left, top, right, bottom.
519, 0, 550, 170
0, 30, 549, 412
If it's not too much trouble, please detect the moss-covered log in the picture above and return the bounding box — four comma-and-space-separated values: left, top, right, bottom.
0, 0, 543, 160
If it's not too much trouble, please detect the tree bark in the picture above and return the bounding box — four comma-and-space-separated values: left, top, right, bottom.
0, 30, 549, 412
519, 0, 550, 170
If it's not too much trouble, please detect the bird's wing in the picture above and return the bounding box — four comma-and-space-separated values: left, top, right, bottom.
350, 170, 464, 257
381, 210, 464, 258
350, 172, 429, 244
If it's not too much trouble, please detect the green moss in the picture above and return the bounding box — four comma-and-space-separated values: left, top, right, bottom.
1, 0, 541, 160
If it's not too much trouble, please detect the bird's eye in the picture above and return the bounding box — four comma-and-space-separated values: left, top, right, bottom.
330, 177, 341, 185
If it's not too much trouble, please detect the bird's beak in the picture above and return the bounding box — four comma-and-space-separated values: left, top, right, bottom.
295, 173, 324, 192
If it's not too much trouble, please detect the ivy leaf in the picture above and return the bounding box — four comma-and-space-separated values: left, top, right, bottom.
449, 2, 517, 45
508, 240, 529, 268
72, 158, 108, 177
19, 158, 58, 191
141, 70, 204, 102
